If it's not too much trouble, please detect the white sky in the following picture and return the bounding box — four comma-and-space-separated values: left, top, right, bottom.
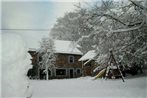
2, 0, 98, 49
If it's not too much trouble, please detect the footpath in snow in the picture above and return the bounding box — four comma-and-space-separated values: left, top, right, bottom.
31, 74, 147, 98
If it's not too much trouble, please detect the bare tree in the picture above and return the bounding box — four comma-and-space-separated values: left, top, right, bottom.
39, 37, 56, 80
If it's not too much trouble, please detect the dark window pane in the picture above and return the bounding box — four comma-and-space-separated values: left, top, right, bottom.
56, 69, 66, 75
69, 56, 74, 63
77, 69, 81, 73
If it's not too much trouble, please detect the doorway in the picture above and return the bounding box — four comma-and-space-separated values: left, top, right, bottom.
69, 69, 74, 78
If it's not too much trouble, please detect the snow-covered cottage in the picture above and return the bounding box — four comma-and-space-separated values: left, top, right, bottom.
79, 50, 97, 76
28, 40, 83, 79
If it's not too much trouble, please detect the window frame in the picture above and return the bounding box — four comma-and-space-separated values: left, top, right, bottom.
55, 68, 67, 76
68, 55, 75, 64
76, 68, 81, 74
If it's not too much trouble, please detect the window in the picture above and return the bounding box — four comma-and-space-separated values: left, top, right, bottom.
77, 69, 81, 74
56, 69, 66, 76
68, 56, 74, 64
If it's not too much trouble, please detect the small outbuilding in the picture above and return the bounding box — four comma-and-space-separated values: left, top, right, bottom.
79, 50, 98, 76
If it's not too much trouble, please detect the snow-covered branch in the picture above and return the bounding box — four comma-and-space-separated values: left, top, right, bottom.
129, 0, 147, 11
76, 26, 109, 45
111, 18, 145, 33
91, 13, 128, 26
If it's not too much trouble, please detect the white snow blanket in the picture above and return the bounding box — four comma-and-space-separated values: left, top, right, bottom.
31, 76, 147, 98
2, 33, 32, 97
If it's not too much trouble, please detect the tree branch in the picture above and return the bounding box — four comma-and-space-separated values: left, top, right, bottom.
111, 18, 145, 33
129, 0, 147, 11
92, 13, 128, 26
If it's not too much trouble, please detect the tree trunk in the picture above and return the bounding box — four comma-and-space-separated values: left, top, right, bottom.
46, 69, 49, 80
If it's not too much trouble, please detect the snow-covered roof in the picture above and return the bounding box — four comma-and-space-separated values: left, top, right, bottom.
28, 48, 37, 51
79, 50, 97, 61
29, 40, 82, 55
54, 40, 82, 55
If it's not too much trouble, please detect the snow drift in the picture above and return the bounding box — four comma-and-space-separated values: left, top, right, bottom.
2, 33, 32, 97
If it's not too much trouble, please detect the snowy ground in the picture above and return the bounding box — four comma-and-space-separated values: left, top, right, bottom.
31, 74, 147, 98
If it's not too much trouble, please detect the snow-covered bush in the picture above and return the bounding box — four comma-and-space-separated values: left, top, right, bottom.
2, 33, 32, 97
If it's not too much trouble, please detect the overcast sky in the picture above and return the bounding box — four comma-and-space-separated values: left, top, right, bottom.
2, 0, 98, 49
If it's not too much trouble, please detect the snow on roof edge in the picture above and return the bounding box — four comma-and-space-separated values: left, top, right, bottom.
79, 50, 97, 61
28, 48, 37, 51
